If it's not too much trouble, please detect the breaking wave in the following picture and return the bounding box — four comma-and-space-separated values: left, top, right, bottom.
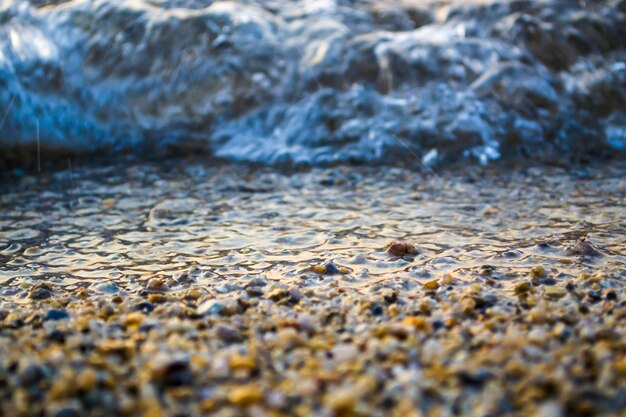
0, 0, 625, 165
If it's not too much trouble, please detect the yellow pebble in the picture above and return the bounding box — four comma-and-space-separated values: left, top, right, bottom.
147, 278, 165, 290
530, 266, 547, 279
229, 354, 256, 371
77, 368, 98, 391
228, 386, 264, 406
311, 265, 327, 274
423, 280, 440, 290
123, 312, 145, 329
402, 316, 431, 332
148, 294, 167, 304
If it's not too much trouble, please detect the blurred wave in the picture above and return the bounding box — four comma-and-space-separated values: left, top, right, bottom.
0, 0, 625, 165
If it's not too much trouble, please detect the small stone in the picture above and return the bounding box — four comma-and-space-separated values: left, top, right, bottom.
310, 265, 327, 274
267, 288, 301, 304
91, 282, 119, 294
423, 280, 440, 290
149, 353, 192, 387
228, 386, 264, 406
123, 312, 145, 329
530, 266, 547, 279
98, 340, 133, 356
76, 368, 98, 391
324, 387, 357, 414
44, 309, 69, 321
537, 277, 557, 286
147, 277, 167, 291
568, 238, 602, 257
288, 289, 303, 304
385, 241, 418, 257
370, 303, 384, 316
544, 287, 567, 299
332, 344, 359, 362
148, 293, 167, 304
197, 298, 239, 316
514, 282, 532, 295
246, 287, 264, 297
441, 274, 455, 285
19, 363, 47, 386
382, 289, 397, 303
483, 207, 499, 216
46, 329, 66, 343
267, 288, 289, 301
244, 278, 267, 288
215, 324, 243, 343
198, 300, 228, 316
229, 354, 256, 371
54, 408, 81, 417
184, 288, 204, 300
402, 316, 432, 332
29, 287, 52, 300
457, 369, 493, 387
133, 302, 154, 313
76, 287, 89, 298
480, 265, 496, 275
309, 260, 346, 275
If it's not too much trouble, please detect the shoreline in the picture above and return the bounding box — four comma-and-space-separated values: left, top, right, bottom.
1, 161, 625, 416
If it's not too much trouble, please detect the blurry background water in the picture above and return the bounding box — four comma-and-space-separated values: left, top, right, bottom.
0, 0, 625, 166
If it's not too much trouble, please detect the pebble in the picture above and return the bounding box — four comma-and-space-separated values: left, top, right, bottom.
385, 241, 418, 257
215, 324, 243, 343
423, 279, 440, 290
530, 265, 547, 279
198, 299, 237, 316
44, 309, 70, 321
228, 386, 264, 406
310, 260, 349, 275
53, 408, 82, 417
149, 353, 193, 387
123, 312, 145, 329
76, 368, 98, 391
146, 278, 167, 291
514, 282, 532, 295
29, 287, 52, 300
133, 302, 154, 313
91, 282, 119, 294
568, 238, 602, 257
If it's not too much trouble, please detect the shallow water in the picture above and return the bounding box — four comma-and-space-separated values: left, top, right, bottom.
1, 161, 625, 297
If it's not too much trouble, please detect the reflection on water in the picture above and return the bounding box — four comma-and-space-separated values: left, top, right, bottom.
1, 161, 624, 297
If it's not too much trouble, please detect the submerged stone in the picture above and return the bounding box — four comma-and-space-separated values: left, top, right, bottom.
386, 241, 418, 257
568, 238, 603, 257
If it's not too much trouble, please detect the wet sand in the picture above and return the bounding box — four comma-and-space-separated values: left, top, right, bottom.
1, 161, 625, 416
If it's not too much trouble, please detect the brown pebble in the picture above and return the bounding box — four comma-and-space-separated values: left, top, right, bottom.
385, 241, 418, 256
514, 282, 532, 295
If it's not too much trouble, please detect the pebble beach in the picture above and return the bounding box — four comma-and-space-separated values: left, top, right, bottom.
1, 160, 625, 417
